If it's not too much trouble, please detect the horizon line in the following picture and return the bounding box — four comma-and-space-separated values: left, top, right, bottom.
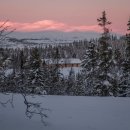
0, 20, 125, 35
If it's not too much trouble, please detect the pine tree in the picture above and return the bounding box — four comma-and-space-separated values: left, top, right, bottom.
96, 11, 114, 96
0, 48, 7, 92
111, 48, 123, 96
48, 47, 63, 95
0, 67, 5, 92
113, 49, 122, 70
74, 73, 86, 96
18, 50, 26, 85
26, 48, 45, 94
65, 68, 76, 95
121, 18, 130, 96
81, 42, 98, 95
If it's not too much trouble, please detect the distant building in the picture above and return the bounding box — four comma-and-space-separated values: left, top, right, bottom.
44, 58, 81, 68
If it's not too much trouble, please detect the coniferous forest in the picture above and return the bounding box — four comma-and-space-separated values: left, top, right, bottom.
0, 11, 130, 97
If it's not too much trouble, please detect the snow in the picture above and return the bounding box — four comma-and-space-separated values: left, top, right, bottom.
103, 80, 112, 86
45, 58, 81, 65
4, 69, 13, 77
59, 58, 81, 64
60, 67, 82, 76
0, 93, 130, 130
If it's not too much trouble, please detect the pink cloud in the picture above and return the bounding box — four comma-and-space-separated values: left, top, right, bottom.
0, 20, 103, 32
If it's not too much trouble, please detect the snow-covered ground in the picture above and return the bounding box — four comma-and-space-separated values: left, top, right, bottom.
60, 67, 82, 77
3, 67, 81, 77
0, 93, 130, 130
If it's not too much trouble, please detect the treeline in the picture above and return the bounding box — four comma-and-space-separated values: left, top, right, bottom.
0, 46, 85, 95
0, 11, 130, 96
81, 11, 130, 96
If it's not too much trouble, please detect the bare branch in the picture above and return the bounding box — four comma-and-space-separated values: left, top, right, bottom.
0, 20, 15, 42
22, 94, 49, 125
0, 20, 9, 29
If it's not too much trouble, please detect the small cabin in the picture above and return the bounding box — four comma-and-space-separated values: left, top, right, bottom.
44, 58, 81, 68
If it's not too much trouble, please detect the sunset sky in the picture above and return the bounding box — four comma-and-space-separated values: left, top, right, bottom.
0, 0, 130, 34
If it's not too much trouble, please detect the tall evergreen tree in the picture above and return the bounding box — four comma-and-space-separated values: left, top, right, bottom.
81, 42, 98, 95
111, 48, 124, 96
96, 11, 114, 96
48, 47, 63, 95
0, 67, 5, 92
65, 68, 76, 95
121, 18, 130, 96
26, 48, 46, 94
74, 73, 85, 96
16, 50, 27, 86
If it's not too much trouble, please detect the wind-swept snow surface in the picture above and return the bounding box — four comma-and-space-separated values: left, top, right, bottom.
0, 94, 130, 130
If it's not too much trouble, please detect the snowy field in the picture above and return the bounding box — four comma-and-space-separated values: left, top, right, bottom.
0, 93, 130, 130
60, 67, 82, 77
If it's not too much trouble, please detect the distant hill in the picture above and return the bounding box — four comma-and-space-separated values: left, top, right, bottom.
9, 31, 101, 41
0, 31, 121, 48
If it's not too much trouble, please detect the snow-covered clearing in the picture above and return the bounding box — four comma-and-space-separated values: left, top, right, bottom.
60, 67, 82, 77
0, 93, 130, 130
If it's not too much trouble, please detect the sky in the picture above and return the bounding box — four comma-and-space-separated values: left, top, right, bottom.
0, 0, 130, 34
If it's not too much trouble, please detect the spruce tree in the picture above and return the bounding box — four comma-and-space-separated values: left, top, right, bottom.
26, 48, 45, 94
49, 47, 62, 95
16, 50, 26, 87
81, 42, 98, 95
0, 68, 5, 92
121, 18, 130, 96
111, 48, 123, 96
66, 68, 76, 95
74, 73, 86, 96
0, 49, 7, 92
96, 11, 114, 96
